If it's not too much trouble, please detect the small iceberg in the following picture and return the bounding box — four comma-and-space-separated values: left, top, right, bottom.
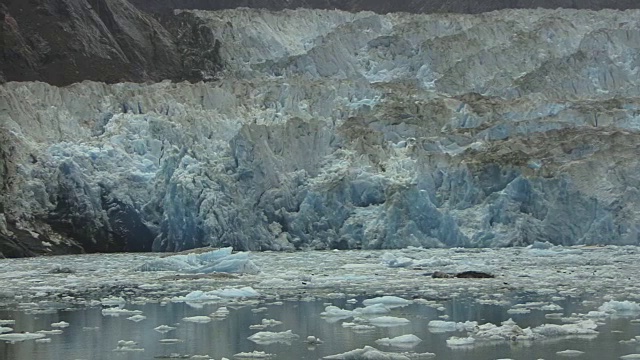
138, 247, 260, 274
248, 330, 299, 345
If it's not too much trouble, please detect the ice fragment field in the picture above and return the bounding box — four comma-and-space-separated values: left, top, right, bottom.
1, 245, 640, 358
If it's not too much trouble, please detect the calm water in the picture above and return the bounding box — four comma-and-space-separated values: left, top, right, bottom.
1, 296, 639, 360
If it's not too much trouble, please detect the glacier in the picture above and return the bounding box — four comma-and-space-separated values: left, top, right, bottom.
2, 7, 640, 256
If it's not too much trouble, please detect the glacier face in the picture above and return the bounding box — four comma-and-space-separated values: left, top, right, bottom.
1, 8, 640, 256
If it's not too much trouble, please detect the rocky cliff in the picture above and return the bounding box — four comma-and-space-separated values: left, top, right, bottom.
2, 4, 640, 257
0, 0, 221, 85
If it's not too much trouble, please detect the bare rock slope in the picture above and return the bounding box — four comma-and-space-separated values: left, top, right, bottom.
2, 7, 640, 256
0, 0, 220, 85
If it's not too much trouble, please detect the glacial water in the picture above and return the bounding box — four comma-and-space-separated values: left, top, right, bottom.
1, 295, 639, 360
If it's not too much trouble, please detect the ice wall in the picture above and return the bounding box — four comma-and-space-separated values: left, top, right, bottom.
1, 8, 640, 256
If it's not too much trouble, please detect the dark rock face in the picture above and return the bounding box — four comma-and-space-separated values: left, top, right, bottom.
0, 0, 220, 86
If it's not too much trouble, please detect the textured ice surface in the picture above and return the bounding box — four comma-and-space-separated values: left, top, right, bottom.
138, 247, 259, 274
247, 330, 300, 345
375, 334, 422, 348
0, 332, 46, 342
4, 9, 640, 255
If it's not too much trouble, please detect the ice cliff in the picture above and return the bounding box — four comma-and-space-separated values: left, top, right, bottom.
2, 6, 640, 256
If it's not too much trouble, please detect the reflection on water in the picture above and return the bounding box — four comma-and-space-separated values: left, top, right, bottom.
1, 296, 639, 360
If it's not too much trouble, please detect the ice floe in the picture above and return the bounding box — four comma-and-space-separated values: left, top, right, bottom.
113, 340, 144, 352
362, 296, 411, 308
247, 330, 299, 345
182, 316, 212, 324
367, 316, 410, 327
324, 345, 435, 359
127, 314, 146, 322
233, 350, 273, 358
154, 325, 177, 333
427, 320, 478, 333
556, 349, 585, 357
138, 247, 259, 275
375, 334, 422, 348
0, 332, 46, 342
101, 308, 143, 317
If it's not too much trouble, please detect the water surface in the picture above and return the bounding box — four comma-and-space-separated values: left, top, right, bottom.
1, 296, 639, 360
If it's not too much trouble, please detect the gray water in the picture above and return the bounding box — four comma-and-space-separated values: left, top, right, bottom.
1, 296, 638, 360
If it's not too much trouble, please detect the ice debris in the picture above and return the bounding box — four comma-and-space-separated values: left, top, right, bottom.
0, 332, 46, 342
182, 316, 212, 324
375, 334, 422, 348
557, 349, 585, 357
427, 320, 478, 333
368, 316, 410, 327
598, 300, 640, 315
154, 325, 177, 333
362, 296, 411, 308
324, 345, 434, 359
233, 350, 273, 358
113, 340, 144, 352
248, 330, 299, 345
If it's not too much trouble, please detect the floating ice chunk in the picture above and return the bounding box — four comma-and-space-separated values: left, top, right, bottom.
464, 319, 538, 342
306, 336, 323, 344
233, 350, 273, 358
0, 332, 46, 342
35, 338, 51, 343
154, 325, 176, 333
127, 315, 146, 322
51, 321, 69, 328
381, 253, 414, 268
113, 346, 144, 352
599, 301, 640, 315
250, 319, 282, 330
541, 304, 563, 311
507, 308, 531, 314
321, 306, 353, 318
375, 334, 422, 348
353, 303, 390, 315
101, 297, 126, 306
585, 311, 608, 318
427, 320, 478, 333
323, 345, 412, 359
368, 316, 410, 327
557, 349, 585, 356
362, 296, 411, 308
101, 308, 143, 317
0, 327, 12, 334
342, 322, 377, 330
173, 290, 222, 303
37, 329, 63, 335
159, 338, 183, 344
621, 355, 640, 359
211, 307, 230, 318
0, 320, 15, 325
210, 287, 260, 298
138, 248, 260, 275
248, 330, 299, 344
113, 340, 144, 352
182, 316, 212, 324
528, 241, 554, 250
533, 320, 598, 337
446, 336, 476, 346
